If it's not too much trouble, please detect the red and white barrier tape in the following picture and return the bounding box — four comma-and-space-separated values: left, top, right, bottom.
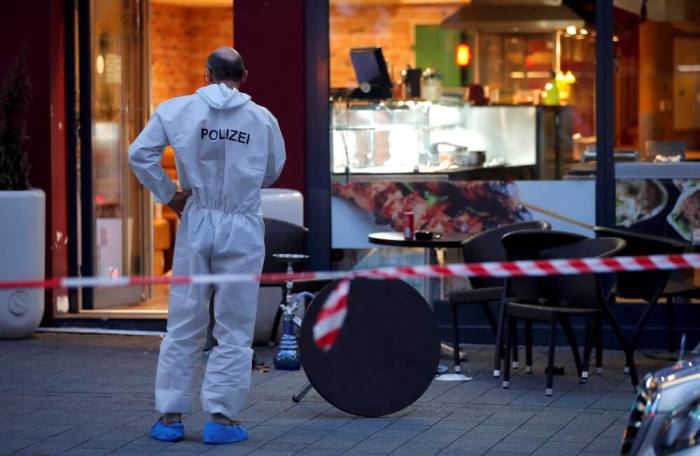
313, 253, 700, 351
2, 253, 700, 350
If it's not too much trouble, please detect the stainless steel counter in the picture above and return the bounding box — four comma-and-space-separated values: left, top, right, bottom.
616, 162, 700, 179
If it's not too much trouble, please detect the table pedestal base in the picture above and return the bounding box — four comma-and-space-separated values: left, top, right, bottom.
435, 373, 473, 382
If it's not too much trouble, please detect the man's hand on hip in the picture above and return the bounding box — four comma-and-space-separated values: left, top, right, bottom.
168, 189, 192, 219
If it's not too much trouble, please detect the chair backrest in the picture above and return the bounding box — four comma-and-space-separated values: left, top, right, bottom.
263, 218, 309, 273
540, 237, 626, 308
461, 220, 551, 289
501, 230, 588, 301
594, 226, 685, 300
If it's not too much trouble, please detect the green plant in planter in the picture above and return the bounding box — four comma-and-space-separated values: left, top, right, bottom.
0, 50, 32, 191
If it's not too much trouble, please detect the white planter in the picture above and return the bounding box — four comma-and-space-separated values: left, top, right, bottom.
0, 189, 45, 338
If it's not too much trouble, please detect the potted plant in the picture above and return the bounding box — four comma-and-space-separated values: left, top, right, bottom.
0, 51, 45, 338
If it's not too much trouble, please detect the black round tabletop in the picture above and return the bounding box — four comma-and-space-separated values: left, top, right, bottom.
299, 278, 440, 417
368, 231, 471, 248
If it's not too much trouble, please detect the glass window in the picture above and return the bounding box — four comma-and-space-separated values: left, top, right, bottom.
613, 3, 700, 248
328, 1, 598, 294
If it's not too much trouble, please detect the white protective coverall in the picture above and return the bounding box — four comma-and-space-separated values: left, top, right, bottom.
128, 83, 286, 418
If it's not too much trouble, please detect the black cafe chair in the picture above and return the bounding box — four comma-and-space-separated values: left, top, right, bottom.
447, 220, 551, 375
594, 227, 700, 355
500, 234, 639, 395
261, 218, 331, 344
206, 218, 330, 353
493, 229, 587, 379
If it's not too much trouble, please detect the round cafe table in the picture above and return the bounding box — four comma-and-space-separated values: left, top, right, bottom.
299, 278, 441, 416
369, 231, 473, 382
368, 231, 470, 249
368, 232, 471, 302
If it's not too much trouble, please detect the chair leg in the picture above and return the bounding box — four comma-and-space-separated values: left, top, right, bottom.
667, 295, 677, 354
546, 318, 557, 396
451, 303, 462, 373
581, 317, 597, 382
595, 318, 603, 374
604, 307, 639, 389
493, 298, 508, 378
270, 308, 283, 345
503, 316, 514, 388
525, 319, 533, 374
558, 315, 582, 378
481, 301, 498, 337
269, 288, 286, 345
630, 295, 661, 353
511, 318, 519, 368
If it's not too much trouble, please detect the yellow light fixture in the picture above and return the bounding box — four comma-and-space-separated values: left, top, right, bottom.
456, 43, 472, 67
96, 54, 105, 75
566, 25, 577, 35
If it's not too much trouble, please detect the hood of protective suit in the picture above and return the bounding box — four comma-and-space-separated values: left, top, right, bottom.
196, 83, 251, 110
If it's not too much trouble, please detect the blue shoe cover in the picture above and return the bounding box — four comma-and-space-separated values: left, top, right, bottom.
150, 419, 184, 442
203, 421, 248, 444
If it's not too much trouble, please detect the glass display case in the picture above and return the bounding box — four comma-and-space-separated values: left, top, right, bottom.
330, 100, 554, 178
331, 100, 465, 174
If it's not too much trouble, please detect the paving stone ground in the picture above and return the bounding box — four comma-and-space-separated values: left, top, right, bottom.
0, 333, 670, 455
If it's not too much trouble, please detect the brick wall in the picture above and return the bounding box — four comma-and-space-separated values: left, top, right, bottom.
150, 3, 234, 108
151, 3, 457, 98
330, 4, 459, 88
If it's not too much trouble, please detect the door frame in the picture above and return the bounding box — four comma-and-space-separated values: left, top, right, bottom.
67, 0, 152, 312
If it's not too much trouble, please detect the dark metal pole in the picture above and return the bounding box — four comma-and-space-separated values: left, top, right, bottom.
595, 0, 615, 227
65, 0, 79, 312
305, 0, 331, 271
78, 0, 94, 308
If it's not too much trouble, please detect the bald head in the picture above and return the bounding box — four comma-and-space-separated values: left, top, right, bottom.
206, 47, 246, 86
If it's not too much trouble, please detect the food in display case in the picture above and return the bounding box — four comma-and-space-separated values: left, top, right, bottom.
332, 181, 531, 234
331, 101, 462, 174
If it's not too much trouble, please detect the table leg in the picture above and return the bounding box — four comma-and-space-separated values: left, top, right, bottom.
424, 247, 433, 304
436, 248, 446, 300
422, 248, 471, 382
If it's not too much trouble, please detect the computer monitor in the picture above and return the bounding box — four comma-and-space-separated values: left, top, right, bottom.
350, 47, 393, 99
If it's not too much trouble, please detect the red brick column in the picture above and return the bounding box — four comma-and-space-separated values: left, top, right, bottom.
234, 0, 306, 194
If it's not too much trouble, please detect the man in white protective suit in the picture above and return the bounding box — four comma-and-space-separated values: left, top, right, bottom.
128, 47, 285, 445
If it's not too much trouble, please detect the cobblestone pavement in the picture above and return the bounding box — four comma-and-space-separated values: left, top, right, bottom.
0, 333, 669, 455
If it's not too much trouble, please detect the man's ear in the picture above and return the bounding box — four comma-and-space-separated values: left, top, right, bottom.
240, 69, 248, 85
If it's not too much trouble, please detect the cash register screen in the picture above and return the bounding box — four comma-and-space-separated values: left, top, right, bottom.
350, 47, 392, 98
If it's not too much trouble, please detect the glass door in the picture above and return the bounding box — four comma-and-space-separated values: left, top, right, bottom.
77, 0, 151, 309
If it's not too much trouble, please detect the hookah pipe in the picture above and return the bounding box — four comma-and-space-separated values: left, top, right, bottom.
273, 263, 315, 370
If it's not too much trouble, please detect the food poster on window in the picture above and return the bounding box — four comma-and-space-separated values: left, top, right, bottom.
331, 180, 596, 249
616, 179, 700, 242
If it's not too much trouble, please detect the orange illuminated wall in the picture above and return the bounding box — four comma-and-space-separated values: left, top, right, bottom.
152, 3, 457, 97
150, 3, 234, 108
330, 4, 458, 88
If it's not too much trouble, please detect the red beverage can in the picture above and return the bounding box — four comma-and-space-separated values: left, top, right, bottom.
403, 211, 414, 240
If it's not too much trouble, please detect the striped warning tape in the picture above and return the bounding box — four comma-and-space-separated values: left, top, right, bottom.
2, 253, 700, 351
310, 254, 700, 351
